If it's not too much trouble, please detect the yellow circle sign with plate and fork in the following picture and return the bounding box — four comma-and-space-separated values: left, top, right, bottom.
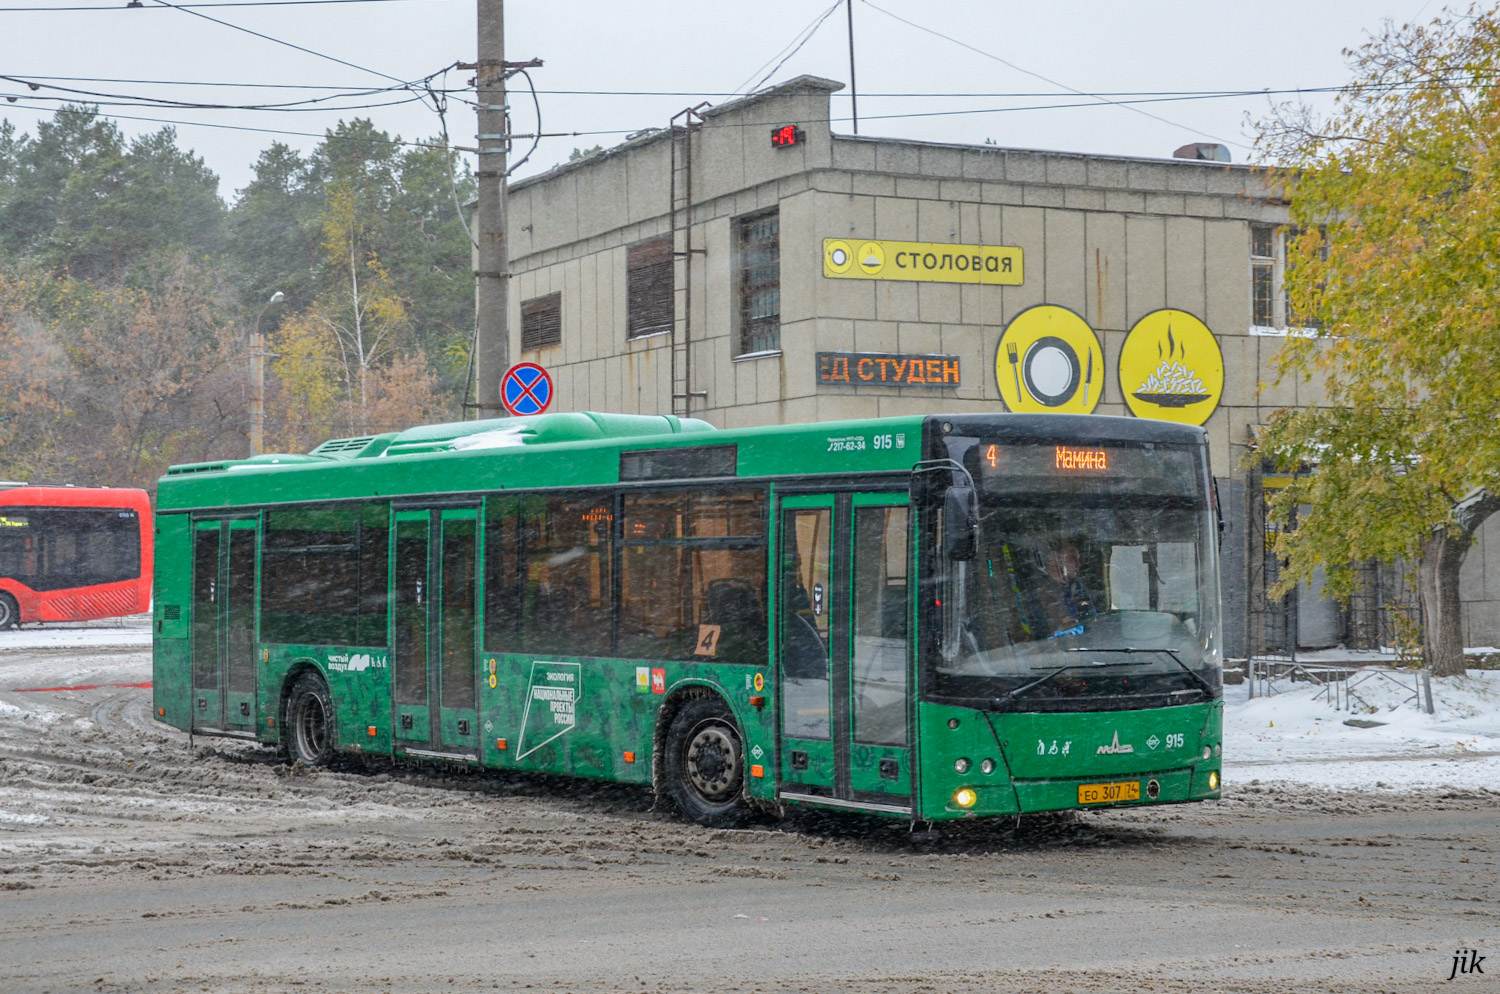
994, 305, 1103, 414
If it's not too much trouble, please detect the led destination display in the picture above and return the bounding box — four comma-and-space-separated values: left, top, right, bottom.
966, 440, 1204, 499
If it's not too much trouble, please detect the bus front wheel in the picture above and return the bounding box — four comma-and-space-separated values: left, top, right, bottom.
665, 695, 747, 827
285, 673, 335, 766
0, 592, 17, 630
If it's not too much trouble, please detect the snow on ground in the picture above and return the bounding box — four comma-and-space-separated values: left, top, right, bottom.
0, 614, 152, 651
2, 619, 1497, 793
1224, 666, 1500, 792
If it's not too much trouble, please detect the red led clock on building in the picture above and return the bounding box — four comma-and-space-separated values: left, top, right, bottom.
770, 124, 805, 148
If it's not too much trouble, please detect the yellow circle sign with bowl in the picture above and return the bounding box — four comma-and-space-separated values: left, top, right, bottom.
994, 305, 1103, 414
1118, 309, 1223, 426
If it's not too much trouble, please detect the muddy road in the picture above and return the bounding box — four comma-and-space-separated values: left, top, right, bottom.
0, 644, 1496, 994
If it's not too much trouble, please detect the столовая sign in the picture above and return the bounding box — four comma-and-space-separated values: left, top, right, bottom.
823, 238, 1023, 285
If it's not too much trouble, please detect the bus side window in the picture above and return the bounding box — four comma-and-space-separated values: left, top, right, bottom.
619, 489, 766, 664
504, 491, 609, 659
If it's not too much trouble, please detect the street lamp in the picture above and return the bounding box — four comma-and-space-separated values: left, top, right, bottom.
250, 291, 284, 456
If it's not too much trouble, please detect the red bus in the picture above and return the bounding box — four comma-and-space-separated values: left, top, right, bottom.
0, 484, 153, 629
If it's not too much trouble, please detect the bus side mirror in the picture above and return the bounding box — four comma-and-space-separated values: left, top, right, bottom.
943, 486, 978, 561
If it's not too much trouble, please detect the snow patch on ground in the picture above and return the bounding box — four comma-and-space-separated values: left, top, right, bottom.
0, 614, 152, 651
1223, 669, 1500, 791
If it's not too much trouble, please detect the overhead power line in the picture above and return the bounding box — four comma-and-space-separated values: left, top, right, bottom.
0, 0, 436, 9
0, 74, 1475, 101
143, 0, 411, 88
857, 0, 1244, 148
0, 73, 435, 112
0, 98, 462, 147
745, 1, 843, 95
732, 1, 842, 96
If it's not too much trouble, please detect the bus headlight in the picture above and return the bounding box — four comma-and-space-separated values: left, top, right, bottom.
1208, 771, 1219, 790
980, 759, 995, 775
953, 787, 978, 809
1202, 746, 1212, 760
954, 758, 971, 774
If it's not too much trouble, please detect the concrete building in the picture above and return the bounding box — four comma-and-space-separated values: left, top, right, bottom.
500, 75, 1500, 657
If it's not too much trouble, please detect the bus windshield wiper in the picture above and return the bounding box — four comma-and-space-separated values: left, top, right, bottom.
989, 659, 1142, 712
1066, 646, 1216, 698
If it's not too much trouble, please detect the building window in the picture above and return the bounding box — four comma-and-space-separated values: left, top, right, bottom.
1251, 224, 1278, 329
520, 291, 562, 351
737, 211, 780, 355
1251, 224, 1317, 333
627, 236, 673, 339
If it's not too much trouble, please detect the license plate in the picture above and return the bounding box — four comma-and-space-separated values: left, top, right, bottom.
1078, 780, 1140, 804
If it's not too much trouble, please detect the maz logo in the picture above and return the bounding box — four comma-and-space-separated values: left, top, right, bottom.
1096, 731, 1135, 755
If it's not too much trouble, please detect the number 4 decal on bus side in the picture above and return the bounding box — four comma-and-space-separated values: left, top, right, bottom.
695, 624, 722, 657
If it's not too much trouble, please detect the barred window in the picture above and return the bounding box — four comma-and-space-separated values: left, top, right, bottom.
1251, 224, 1277, 329
627, 236, 673, 339
1251, 224, 1318, 332
737, 211, 780, 355
520, 291, 562, 351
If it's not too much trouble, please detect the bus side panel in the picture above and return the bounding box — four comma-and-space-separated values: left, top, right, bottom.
152, 514, 193, 732
476, 656, 773, 788
261, 647, 393, 755
479, 654, 655, 784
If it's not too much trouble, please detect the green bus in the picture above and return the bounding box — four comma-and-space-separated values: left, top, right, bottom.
152, 410, 1223, 826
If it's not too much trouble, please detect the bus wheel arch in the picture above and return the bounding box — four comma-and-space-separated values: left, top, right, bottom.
658, 687, 749, 827
281, 664, 336, 766
0, 590, 17, 630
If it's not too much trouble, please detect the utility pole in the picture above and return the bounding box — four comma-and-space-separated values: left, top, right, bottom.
250, 290, 283, 456
847, 0, 858, 134
467, 1, 542, 419
471, 0, 509, 418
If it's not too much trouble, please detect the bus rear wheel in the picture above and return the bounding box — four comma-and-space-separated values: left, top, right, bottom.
665, 695, 748, 827
286, 673, 335, 766
0, 592, 17, 630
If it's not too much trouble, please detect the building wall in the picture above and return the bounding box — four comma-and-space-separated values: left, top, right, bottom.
503, 76, 1500, 653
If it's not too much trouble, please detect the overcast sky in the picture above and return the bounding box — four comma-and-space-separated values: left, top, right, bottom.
0, 0, 1443, 200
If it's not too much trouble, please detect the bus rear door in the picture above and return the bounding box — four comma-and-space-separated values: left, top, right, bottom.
392, 507, 479, 758
776, 493, 912, 815
189, 518, 258, 735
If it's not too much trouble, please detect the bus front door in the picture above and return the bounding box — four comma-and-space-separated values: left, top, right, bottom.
777, 493, 912, 815
189, 518, 258, 735
391, 508, 479, 757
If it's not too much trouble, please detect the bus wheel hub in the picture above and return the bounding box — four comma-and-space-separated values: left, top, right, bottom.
687, 727, 737, 798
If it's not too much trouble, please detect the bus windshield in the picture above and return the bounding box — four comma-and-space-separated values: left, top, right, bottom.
936, 438, 1222, 711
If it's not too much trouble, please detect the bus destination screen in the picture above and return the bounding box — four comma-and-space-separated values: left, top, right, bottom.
966, 440, 1203, 499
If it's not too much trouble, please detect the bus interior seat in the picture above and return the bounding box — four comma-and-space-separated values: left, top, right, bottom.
705, 577, 763, 630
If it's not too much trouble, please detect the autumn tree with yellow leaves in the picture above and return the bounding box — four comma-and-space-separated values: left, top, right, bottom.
1257, 5, 1500, 676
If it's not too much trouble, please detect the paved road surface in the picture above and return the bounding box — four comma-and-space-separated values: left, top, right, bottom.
0, 646, 1495, 993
